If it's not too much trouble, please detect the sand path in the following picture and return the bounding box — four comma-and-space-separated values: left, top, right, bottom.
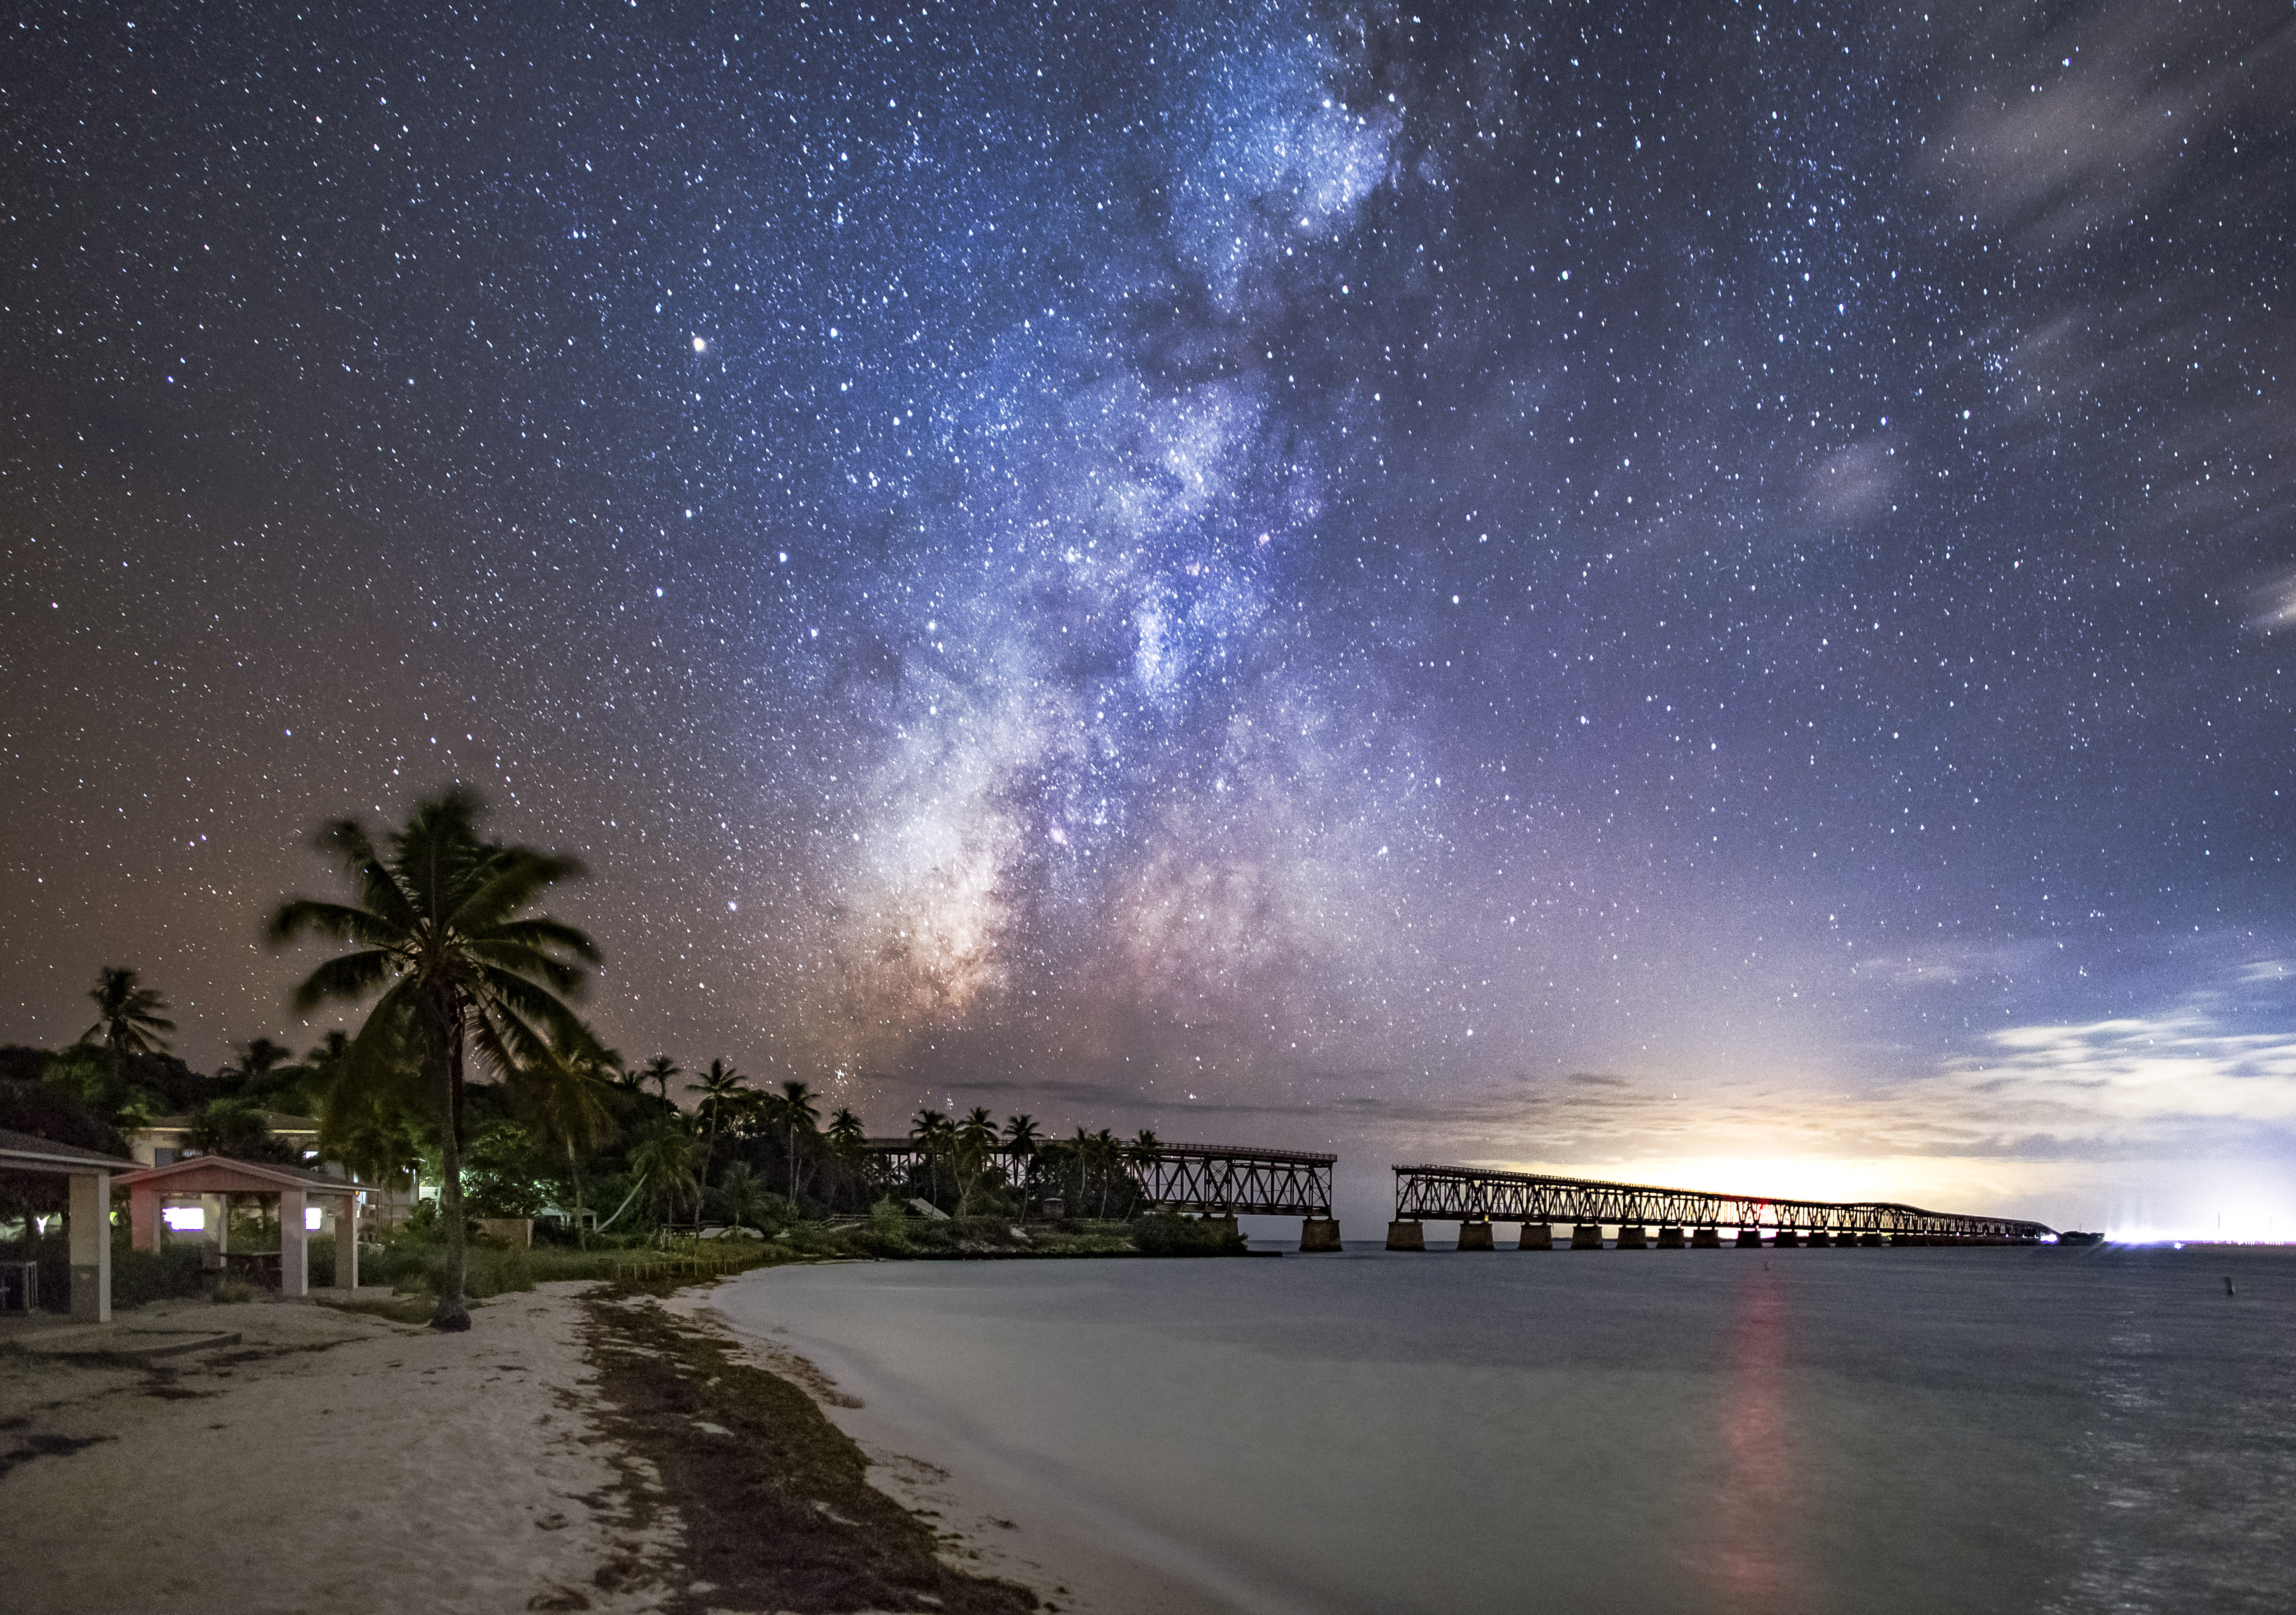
0, 1282, 682, 1615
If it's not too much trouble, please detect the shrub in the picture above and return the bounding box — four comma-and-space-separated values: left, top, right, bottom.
1132, 1214, 1247, 1257
110, 1243, 207, 1308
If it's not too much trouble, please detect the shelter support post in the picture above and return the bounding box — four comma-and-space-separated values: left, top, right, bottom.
69, 1169, 110, 1323
129, 1183, 160, 1252
280, 1188, 308, 1298
334, 1194, 359, 1289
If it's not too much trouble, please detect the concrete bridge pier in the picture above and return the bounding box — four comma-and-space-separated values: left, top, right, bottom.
1615, 1223, 1649, 1249
1804, 1228, 1832, 1247
1772, 1227, 1801, 1248
1300, 1217, 1342, 1251
1859, 1231, 1885, 1247
1655, 1225, 1687, 1248
1691, 1225, 1723, 1248
1386, 1220, 1426, 1251
1455, 1219, 1495, 1251
1570, 1223, 1605, 1249
1518, 1222, 1553, 1250
1735, 1227, 1764, 1248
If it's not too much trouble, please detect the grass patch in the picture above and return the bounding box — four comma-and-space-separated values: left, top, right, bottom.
581, 1292, 1038, 1614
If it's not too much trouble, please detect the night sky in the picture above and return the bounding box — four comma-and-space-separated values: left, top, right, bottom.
7, 1, 2294, 1236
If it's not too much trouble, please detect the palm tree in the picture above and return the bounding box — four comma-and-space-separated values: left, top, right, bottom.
629, 1123, 700, 1234
716, 1160, 772, 1235
267, 790, 601, 1331
778, 1081, 821, 1204
694, 1059, 748, 1177
79, 966, 174, 1101
825, 1106, 867, 1210
1001, 1114, 1041, 1212
910, 1109, 953, 1205
952, 1107, 998, 1215
638, 1055, 682, 1108
514, 1034, 620, 1246
1091, 1128, 1124, 1218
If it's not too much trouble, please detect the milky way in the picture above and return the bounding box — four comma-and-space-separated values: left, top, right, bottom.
7, 1, 2295, 1232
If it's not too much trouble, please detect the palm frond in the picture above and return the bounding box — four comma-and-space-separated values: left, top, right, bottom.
268, 898, 406, 950
463, 938, 586, 995
287, 949, 403, 1013
451, 849, 587, 935
477, 916, 603, 964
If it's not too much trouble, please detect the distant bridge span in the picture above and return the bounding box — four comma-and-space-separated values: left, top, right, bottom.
1391, 1163, 2056, 1247
853, 1138, 1342, 1246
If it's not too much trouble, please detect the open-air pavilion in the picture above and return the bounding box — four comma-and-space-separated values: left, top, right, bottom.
1, 1127, 140, 1321
114, 1155, 366, 1295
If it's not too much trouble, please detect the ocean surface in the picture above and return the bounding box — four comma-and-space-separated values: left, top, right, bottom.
715, 1243, 2295, 1615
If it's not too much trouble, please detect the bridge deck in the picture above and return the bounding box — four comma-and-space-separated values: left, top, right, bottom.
1394, 1164, 2054, 1241
851, 1139, 1336, 1218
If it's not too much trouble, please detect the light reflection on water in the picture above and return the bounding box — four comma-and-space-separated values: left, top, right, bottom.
1703, 1272, 1802, 1612
722, 1244, 2295, 1615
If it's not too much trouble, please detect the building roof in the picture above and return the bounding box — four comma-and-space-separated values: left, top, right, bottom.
0, 1127, 140, 1172
113, 1154, 360, 1196
133, 1112, 320, 1135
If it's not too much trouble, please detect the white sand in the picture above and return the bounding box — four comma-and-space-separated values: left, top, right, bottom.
0, 1283, 683, 1615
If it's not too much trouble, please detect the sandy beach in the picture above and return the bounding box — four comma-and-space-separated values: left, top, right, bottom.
0, 1271, 1201, 1615
0, 1283, 687, 1614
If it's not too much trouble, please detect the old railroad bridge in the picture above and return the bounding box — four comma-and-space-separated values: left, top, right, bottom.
1385, 1163, 2057, 1248
862, 1137, 2053, 1251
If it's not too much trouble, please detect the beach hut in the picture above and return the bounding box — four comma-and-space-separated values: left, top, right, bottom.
0, 1127, 140, 1322
113, 1156, 366, 1296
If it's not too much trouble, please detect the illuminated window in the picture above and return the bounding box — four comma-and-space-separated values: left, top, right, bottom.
162, 1206, 205, 1232
305, 1206, 324, 1231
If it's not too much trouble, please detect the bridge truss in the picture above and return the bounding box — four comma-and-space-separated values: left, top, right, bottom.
853, 1140, 1335, 1218
1393, 1164, 2054, 1242
1135, 1144, 1335, 1217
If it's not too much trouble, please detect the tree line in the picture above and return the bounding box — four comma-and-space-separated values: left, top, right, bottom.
5, 790, 1181, 1332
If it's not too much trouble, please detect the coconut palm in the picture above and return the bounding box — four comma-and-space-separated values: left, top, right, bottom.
778, 1080, 821, 1204
1001, 1113, 1041, 1210
824, 1106, 867, 1210
629, 1123, 701, 1232
694, 1059, 748, 1173
910, 1108, 953, 1205
638, 1055, 681, 1108
514, 1034, 620, 1246
79, 967, 174, 1104
267, 790, 601, 1331
951, 1107, 998, 1215
715, 1160, 772, 1235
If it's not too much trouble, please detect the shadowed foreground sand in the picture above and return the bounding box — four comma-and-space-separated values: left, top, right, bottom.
0, 1277, 1208, 1615
0, 1282, 682, 1614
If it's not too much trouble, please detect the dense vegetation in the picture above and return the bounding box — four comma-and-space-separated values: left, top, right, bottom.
1, 791, 1247, 1318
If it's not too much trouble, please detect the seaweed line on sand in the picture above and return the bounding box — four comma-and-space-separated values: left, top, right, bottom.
581, 1284, 1039, 1615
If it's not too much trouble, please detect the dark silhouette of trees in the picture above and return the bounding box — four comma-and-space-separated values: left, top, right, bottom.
268, 790, 602, 1331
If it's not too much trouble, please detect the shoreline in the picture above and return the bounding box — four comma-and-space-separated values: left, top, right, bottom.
671, 1282, 1247, 1615
0, 1265, 1203, 1613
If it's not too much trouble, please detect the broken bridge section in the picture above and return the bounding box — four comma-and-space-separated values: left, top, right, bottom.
1389, 1164, 2056, 1248
850, 1139, 1345, 1251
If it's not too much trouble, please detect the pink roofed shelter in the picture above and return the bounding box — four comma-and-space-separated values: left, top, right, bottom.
114, 1155, 366, 1296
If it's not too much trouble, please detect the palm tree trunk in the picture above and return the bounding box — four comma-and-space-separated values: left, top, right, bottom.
431, 994, 472, 1331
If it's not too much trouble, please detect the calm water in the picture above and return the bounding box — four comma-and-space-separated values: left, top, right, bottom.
720, 1245, 2295, 1615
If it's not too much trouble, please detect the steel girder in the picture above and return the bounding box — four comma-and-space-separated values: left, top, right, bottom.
854, 1139, 1336, 1217
1392, 1164, 2055, 1241
1135, 1144, 1336, 1217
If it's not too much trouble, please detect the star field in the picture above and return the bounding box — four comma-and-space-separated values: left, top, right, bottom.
6, 0, 2295, 1233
